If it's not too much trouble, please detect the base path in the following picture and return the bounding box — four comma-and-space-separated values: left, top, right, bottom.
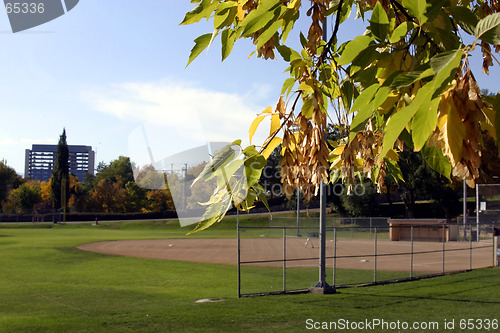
77, 238, 495, 274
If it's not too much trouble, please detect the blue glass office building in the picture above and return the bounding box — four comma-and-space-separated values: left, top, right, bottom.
25, 145, 95, 182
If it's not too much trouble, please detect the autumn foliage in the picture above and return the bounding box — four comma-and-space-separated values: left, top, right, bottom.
182, 0, 500, 231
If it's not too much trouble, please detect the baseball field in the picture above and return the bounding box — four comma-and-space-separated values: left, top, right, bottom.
0, 216, 499, 332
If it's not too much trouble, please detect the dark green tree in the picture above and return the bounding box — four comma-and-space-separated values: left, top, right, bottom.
0, 160, 21, 204
51, 129, 69, 212
340, 179, 379, 217
93, 156, 134, 186
394, 147, 460, 219
260, 146, 282, 199
3, 181, 42, 214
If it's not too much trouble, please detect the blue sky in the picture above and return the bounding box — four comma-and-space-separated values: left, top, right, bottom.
0, 1, 498, 176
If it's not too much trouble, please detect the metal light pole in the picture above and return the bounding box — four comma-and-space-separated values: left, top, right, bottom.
476, 184, 480, 242
296, 186, 302, 237
309, 17, 335, 294
463, 179, 467, 240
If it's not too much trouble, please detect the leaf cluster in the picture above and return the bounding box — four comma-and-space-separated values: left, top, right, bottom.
182, 0, 500, 232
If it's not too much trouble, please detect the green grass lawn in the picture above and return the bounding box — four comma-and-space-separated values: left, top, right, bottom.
0, 220, 499, 332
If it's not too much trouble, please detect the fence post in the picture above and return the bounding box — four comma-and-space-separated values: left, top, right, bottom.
237, 211, 241, 298
410, 226, 414, 279
442, 224, 446, 274
374, 227, 378, 283
283, 227, 286, 293
470, 224, 473, 270
333, 228, 337, 288
476, 185, 480, 242
296, 186, 302, 237
493, 231, 497, 268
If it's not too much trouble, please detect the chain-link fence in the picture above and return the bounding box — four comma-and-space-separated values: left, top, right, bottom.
237, 217, 497, 297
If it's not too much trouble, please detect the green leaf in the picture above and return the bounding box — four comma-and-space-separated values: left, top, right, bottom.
245, 154, 266, 187
385, 159, 405, 183
256, 19, 282, 49
370, 2, 389, 41
254, 183, 271, 212
217, 158, 245, 188
350, 84, 379, 113
389, 71, 424, 90
301, 95, 314, 118
299, 81, 315, 95
242, 145, 259, 157
421, 145, 452, 179
349, 45, 379, 76
353, 66, 379, 88
214, 5, 237, 29
412, 97, 439, 150
350, 85, 388, 135
281, 8, 298, 43
379, 83, 434, 161
341, 81, 355, 110
221, 29, 236, 60
372, 86, 391, 109
242, 10, 274, 36
338, 35, 372, 66
186, 33, 213, 67
192, 144, 236, 185
474, 12, 500, 45
390, 22, 416, 43
276, 44, 291, 61
240, 0, 280, 37
180, 0, 218, 25
351, 104, 374, 133
402, 0, 428, 24
447, 6, 479, 35
430, 49, 464, 98
281, 77, 296, 96
187, 189, 232, 234
299, 32, 308, 48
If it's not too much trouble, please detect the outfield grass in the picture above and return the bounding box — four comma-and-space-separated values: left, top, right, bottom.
0, 221, 499, 332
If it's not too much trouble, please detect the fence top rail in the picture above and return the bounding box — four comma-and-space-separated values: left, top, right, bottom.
238, 225, 450, 230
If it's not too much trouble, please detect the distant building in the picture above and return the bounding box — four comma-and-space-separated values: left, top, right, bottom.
25, 144, 95, 182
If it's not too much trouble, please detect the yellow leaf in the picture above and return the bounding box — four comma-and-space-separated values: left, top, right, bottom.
331, 156, 342, 167
249, 115, 266, 144
438, 95, 466, 165
385, 148, 399, 161
331, 145, 345, 156
262, 106, 272, 114
262, 137, 282, 159
270, 113, 280, 135
287, 0, 300, 9
237, 3, 245, 21
354, 159, 364, 167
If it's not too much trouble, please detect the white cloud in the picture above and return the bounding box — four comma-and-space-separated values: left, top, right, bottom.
82, 78, 275, 167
